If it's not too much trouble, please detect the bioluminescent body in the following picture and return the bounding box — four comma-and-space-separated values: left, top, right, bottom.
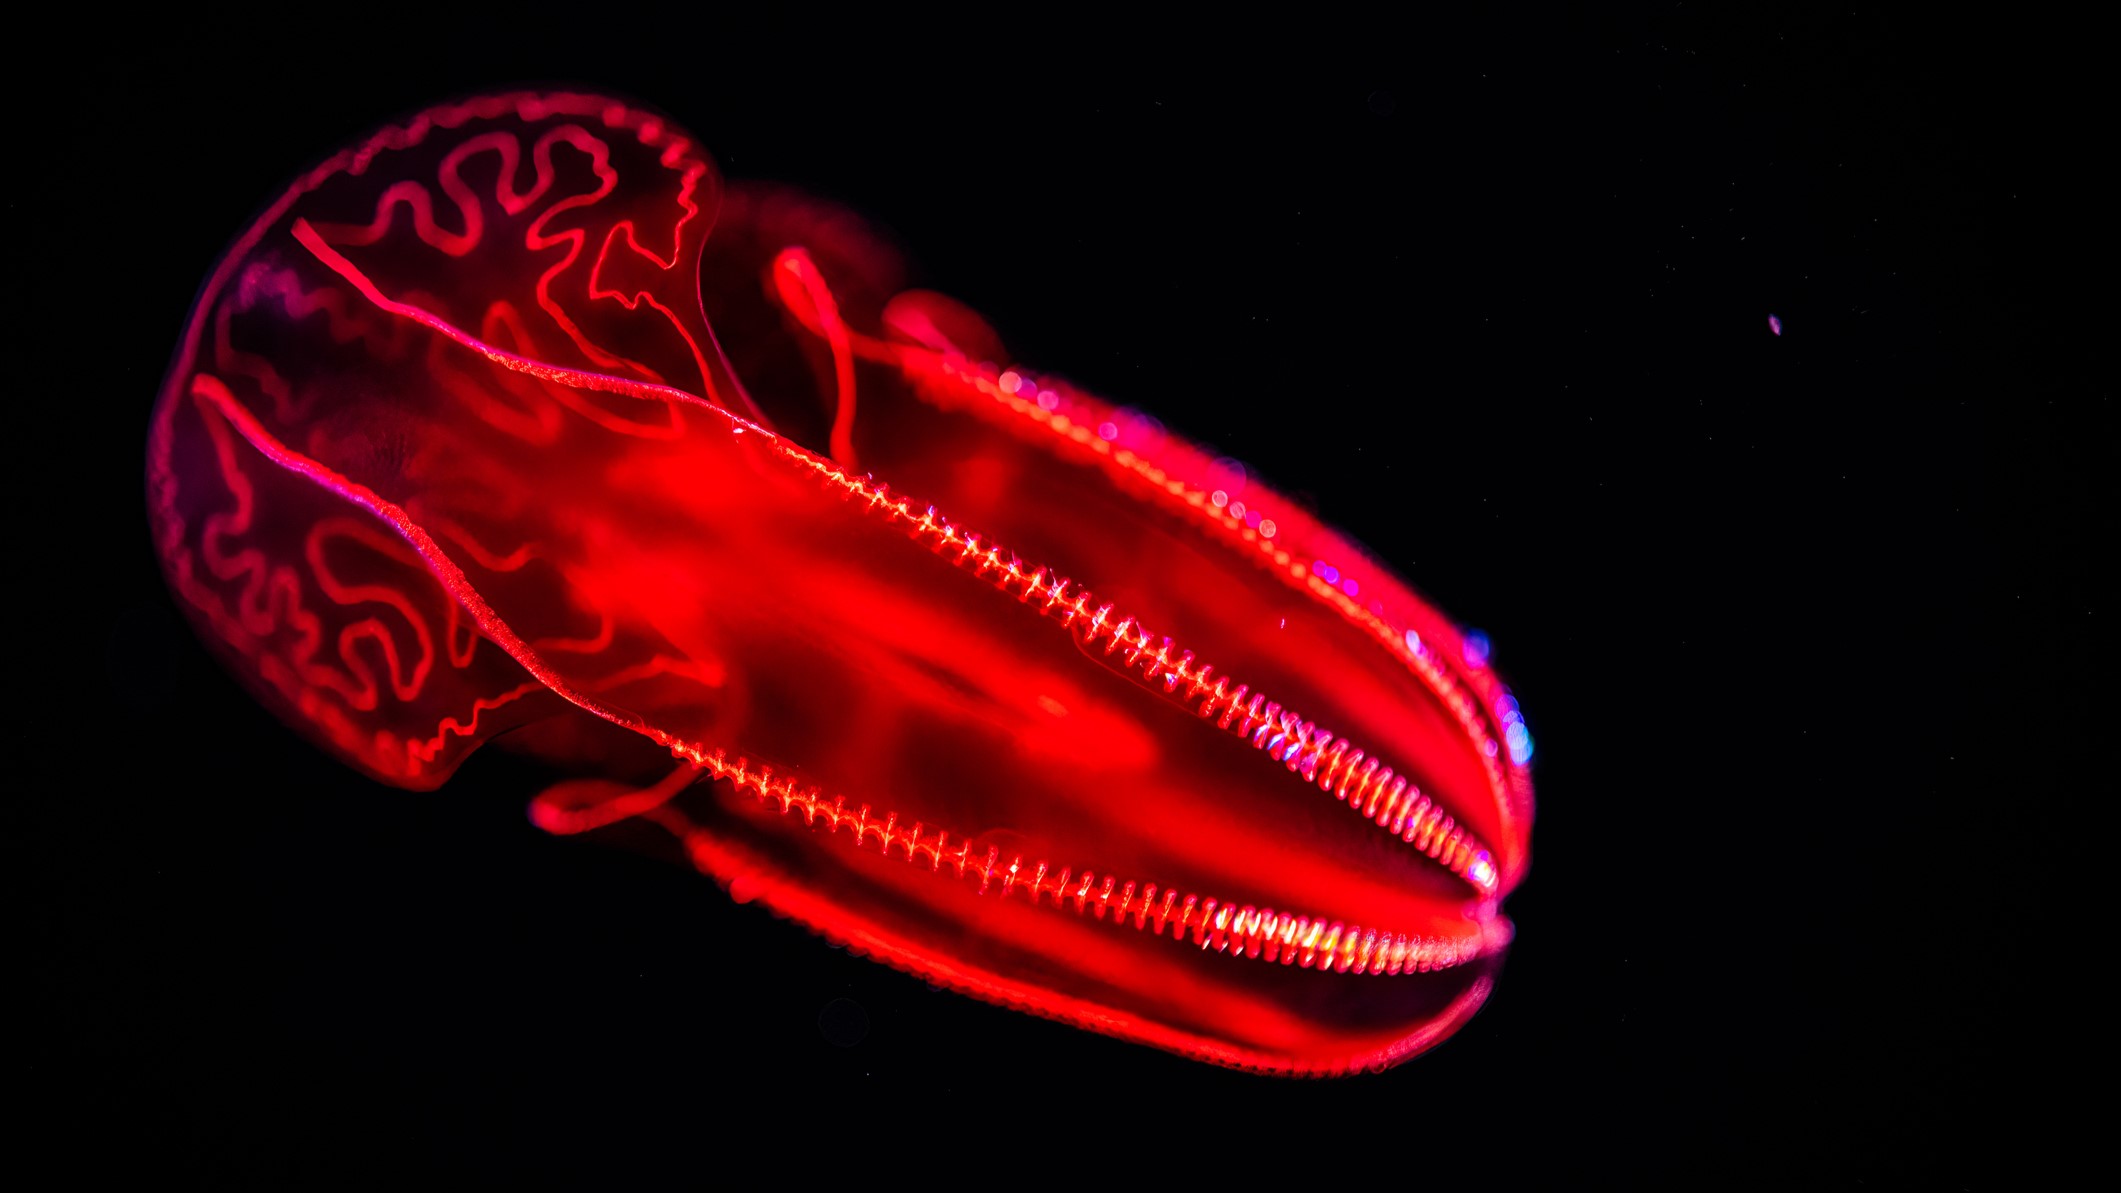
149, 91, 1535, 1074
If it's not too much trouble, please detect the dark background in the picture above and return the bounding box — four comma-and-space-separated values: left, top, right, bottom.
21, 6, 2103, 1185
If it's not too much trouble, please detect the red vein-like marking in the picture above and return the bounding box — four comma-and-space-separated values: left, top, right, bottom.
290, 218, 699, 439
304, 130, 525, 256
403, 681, 545, 770
580, 124, 731, 414
304, 517, 438, 708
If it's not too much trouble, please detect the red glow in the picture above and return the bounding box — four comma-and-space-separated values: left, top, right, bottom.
149, 91, 1535, 1075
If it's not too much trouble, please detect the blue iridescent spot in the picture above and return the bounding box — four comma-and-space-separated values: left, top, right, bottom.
1463, 630, 1492, 668
1505, 721, 1534, 765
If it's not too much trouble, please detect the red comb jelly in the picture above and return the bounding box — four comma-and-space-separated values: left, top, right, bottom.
149, 91, 1536, 1075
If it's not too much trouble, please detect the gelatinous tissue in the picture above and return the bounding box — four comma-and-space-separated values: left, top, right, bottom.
148, 92, 1536, 1074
